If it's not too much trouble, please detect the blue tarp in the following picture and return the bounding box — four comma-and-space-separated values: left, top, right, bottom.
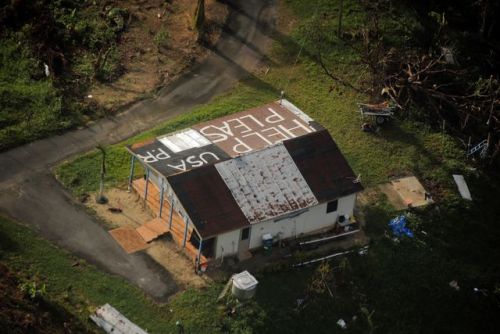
388, 215, 414, 238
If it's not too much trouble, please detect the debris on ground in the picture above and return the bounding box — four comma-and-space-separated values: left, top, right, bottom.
292, 250, 354, 267
217, 275, 234, 302
337, 318, 347, 329
358, 245, 369, 255
449, 280, 460, 291
378, 176, 431, 210
361, 122, 376, 133
108, 207, 123, 213
79, 193, 90, 203
90, 304, 148, 334
388, 215, 414, 238
452, 174, 472, 200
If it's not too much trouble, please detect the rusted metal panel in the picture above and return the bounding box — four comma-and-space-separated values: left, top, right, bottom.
126, 101, 363, 238
215, 144, 318, 224
283, 130, 364, 202
168, 165, 249, 238
192, 100, 317, 157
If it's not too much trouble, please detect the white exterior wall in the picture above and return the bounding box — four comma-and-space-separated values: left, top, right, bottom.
211, 193, 357, 258
215, 229, 241, 258
338, 193, 356, 219
248, 193, 357, 249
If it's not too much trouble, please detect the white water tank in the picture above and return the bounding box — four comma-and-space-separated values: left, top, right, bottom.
231, 271, 258, 300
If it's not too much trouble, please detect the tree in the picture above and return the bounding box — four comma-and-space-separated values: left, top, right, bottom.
194, 0, 205, 42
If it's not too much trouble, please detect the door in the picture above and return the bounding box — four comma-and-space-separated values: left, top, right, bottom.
238, 227, 251, 259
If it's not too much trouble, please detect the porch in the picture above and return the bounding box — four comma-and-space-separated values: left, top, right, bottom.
130, 178, 209, 267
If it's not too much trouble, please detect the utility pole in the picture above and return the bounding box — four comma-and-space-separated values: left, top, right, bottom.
96, 144, 108, 204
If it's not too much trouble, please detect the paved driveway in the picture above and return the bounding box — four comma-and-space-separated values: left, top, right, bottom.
0, 0, 276, 301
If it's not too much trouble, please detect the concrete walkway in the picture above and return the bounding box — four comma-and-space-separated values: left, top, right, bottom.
0, 0, 276, 301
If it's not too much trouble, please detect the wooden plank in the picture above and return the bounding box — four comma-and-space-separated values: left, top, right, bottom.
109, 228, 149, 254
136, 225, 158, 243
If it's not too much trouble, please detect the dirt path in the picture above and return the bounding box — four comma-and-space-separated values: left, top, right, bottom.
0, 0, 276, 301
90, 0, 228, 110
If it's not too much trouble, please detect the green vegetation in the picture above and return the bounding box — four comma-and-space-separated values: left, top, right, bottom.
154, 28, 170, 49
0, 38, 64, 150
56, 83, 276, 196
0, 1, 127, 150
0, 215, 255, 333
9, 0, 500, 333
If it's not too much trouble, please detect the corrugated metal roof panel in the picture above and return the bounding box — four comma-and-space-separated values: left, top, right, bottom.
192, 100, 316, 157
168, 165, 249, 238
215, 144, 318, 224
284, 130, 364, 202
157, 129, 211, 153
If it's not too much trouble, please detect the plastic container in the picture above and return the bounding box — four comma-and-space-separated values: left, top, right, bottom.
262, 233, 273, 249
231, 271, 258, 299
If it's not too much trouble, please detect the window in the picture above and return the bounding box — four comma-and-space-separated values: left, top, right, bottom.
241, 227, 250, 240
326, 200, 338, 213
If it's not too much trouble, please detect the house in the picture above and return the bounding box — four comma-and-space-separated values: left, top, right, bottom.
126, 100, 363, 268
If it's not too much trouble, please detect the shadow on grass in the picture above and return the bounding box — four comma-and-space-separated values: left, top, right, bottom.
0, 222, 19, 255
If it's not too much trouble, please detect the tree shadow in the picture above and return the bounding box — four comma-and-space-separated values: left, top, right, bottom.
0, 222, 20, 255
218, 0, 321, 63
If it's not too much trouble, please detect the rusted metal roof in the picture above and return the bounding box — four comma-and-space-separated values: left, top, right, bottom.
283, 130, 364, 202
192, 100, 319, 157
127, 100, 319, 177
168, 165, 249, 238
215, 144, 318, 224
127, 101, 363, 237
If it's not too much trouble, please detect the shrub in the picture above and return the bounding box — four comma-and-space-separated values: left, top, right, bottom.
154, 28, 170, 49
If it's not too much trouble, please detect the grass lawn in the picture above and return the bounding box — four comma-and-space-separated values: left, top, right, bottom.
7, 0, 500, 333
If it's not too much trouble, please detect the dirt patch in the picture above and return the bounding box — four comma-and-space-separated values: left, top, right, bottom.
89, 0, 228, 110
87, 188, 151, 229
378, 183, 408, 210
146, 240, 208, 289
356, 187, 382, 207
86, 187, 208, 288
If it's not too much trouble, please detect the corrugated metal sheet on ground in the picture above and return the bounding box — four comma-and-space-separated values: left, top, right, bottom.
215, 143, 318, 224
90, 304, 148, 334
453, 174, 472, 200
